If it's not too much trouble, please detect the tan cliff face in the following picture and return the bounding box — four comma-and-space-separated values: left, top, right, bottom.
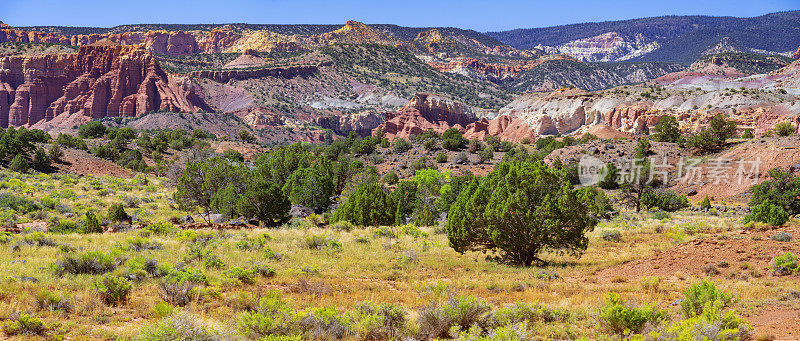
0, 21, 70, 45
0, 43, 209, 128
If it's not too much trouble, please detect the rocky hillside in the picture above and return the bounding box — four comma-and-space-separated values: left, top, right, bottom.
0, 41, 209, 128
488, 11, 800, 63
503, 59, 684, 92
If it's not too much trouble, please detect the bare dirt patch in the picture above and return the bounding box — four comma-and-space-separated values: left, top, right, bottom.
593, 226, 800, 283
53, 148, 134, 178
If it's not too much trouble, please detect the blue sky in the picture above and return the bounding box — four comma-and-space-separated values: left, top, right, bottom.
2, 0, 798, 31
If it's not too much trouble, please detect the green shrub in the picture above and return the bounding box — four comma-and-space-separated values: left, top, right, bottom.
770, 232, 793, 242
153, 301, 175, 318
442, 129, 467, 151
126, 237, 163, 252
657, 301, 751, 341
225, 267, 258, 285
55, 133, 88, 150
165, 267, 207, 284
601, 230, 622, 242
741, 128, 754, 139
78, 121, 107, 138
373, 226, 397, 238
744, 199, 789, 226
417, 296, 491, 339
55, 250, 117, 275
748, 167, 800, 216
652, 210, 670, 220
446, 161, 610, 266
303, 234, 342, 250
680, 280, 733, 318
34, 289, 73, 312
699, 196, 712, 210
652, 116, 682, 143
598, 292, 666, 335
640, 190, 690, 212
598, 163, 620, 189
32, 147, 50, 171
1, 313, 47, 336
237, 291, 295, 338
331, 220, 356, 232
774, 122, 796, 137
10, 154, 29, 173
392, 138, 412, 153
95, 274, 133, 306
79, 211, 102, 234
19, 232, 57, 247
140, 312, 235, 340
333, 183, 396, 227
490, 302, 568, 326
145, 221, 177, 235
770, 252, 799, 276
108, 203, 130, 223
686, 114, 737, 152
282, 167, 334, 211
383, 171, 399, 185
235, 235, 269, 250
436, 152, 448, 163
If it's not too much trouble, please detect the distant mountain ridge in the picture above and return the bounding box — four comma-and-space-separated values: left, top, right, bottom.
487, 11, 800, 63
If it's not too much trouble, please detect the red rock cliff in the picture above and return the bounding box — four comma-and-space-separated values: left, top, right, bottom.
375, 93, 478, 138
0, 43, 209, 127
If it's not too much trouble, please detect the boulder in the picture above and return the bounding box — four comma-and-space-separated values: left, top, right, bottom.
290, 205, 314, 218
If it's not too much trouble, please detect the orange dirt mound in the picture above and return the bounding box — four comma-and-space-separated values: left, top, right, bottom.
594, 226, 799, 284
53, 149, 134, 178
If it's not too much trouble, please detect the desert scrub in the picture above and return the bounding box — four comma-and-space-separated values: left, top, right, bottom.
34, 289, 73, 312
79, 211, 102, 233
224, 266, 258, 285
1, 313, 48, 336
489, 302, 569, 327
601, 230, 622, 242
654, 301, 751, 340
680, 280, 733, 318
417, 295, 491, 339
158, 280, 196, 306
770, 232, 793, 242
95, 273, 133, 306
54, 250, 118, 275
597, 292, 667, 335
303, 234, 342, 250
139, 312, 235, 340
126, 236, 163, 251
144, 221, 177, 235
770, 252, 799, 275
235, 234, 271, 250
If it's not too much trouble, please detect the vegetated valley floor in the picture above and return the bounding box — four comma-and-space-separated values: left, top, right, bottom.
0, 168, 797, 339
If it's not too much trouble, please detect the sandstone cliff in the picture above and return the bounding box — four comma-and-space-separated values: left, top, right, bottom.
0, 21, 70, 45
375, 93, 478, 139
0, 42, 209, 127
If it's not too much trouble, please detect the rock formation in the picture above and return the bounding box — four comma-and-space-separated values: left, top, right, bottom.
70, 31, 200, 55
315, 112, 384, 136
195, 28, 242, 54
0, 21, 69, 45
793, 45, 800, 60
0, 42, 209, 127
376, 93, 478, 139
